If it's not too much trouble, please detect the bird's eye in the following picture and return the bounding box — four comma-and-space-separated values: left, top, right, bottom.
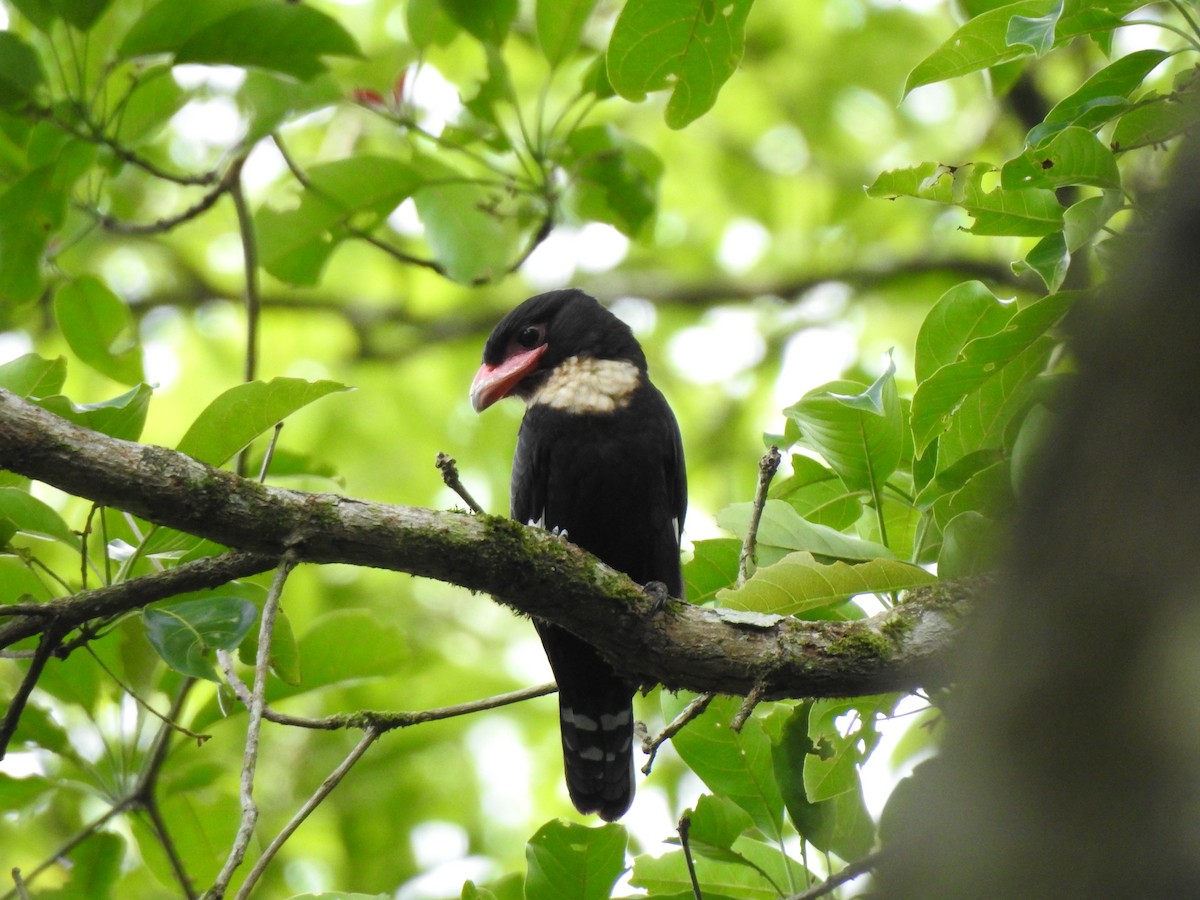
517, 325, 544, 348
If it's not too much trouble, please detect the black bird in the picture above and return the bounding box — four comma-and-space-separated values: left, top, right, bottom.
470, 289, 686, 821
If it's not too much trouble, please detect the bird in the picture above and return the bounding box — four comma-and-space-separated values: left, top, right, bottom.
470, 288, 687, 821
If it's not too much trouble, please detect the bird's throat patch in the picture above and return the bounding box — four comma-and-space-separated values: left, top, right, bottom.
528, 356, 641, 414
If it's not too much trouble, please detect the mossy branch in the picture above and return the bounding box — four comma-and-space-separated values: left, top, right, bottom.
0, 388, 972, 698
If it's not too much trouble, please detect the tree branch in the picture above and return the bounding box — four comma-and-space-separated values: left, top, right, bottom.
0, 389, 967, 699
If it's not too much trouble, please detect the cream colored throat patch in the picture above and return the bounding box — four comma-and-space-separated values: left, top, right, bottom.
528, 356, 641, 413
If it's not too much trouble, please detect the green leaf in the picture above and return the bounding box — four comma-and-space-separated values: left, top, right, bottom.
563, 125, 662, 239
1013, 231, 1069, 292
113, 66, 188, 147
1027, 48, 1167, 145
938, 510, 1003, 577
668, 694, 786, 839
718, 500, 893, 567
8, 0, 57, 31
176, 377, 350, 466
935, 337, 1053, 477
784, 359, 903, 493
1005, 0, 1062, 55
608, 0, 756, 129
257, 156, 421, 285
54, 277, 145, 386
1112, 86, 1199, 152
413, 157, 516, 283
685, 794, 754, 851
0, 166, 68, 303
0, 487, 79, 548
867, 162, 1063, 237
1001, 126, 1121, 191
120, 0, 361, 80
904, 0, 1148, 94
407, 0, 460, 49
0, 32, 45, 108
684, 538, 741, 604
238, 595, 302, 686
910, 291, 1077, 455
718, 551, 935, 616
1063, 190, 1122, 251
0, 353, 67, 397
144, 596, 258, 682
537, 0, 599, 66
50, 0, 114, 30
915, 281, 1015, 385
438, 0, 517, 45
630, 835, 801, 898
524, 820, 627, 900
36, 384, 152, 441
770, 705, 875, 858
769, 456, 862, 531
265, 609, 408, 704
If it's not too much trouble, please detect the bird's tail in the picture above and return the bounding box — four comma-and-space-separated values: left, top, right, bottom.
536, 622, 635, 821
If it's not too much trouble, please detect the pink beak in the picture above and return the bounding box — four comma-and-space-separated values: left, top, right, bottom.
470, 344, 548, 412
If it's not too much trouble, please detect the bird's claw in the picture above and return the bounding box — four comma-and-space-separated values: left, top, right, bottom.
642, 581, 670, 613
550, 525, 570, 541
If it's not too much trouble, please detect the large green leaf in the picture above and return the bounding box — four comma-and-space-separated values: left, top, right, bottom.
50, 0, 114, 30
536, 0, 598, 66
0, 167, 64, 302
524, 820, 626, 900
608, 0, 756, 129
0, 32, 45, 108
915, 281, 1015, 384
0, 486, 80, 549
630, 834, 803, 898
257, 156, 421, 285
413, 157, 517, 283
120, 0, 361, 79
1027, 48, 1168, 145
54, 277, 145, 386
175, 377, 350, 466
36, 384, 153, 441
1001, 126, 1121, 191
144, 596, 258, 682
438, 0, 517, 45
718, 551, 934, 616
769, 705, 875, 859
866, 162, 1063, 236
784, 360, 903, 493
768, 455, 862, 531
911, 291, 1077, 455
563, 125, 662, 239
1013, 231, 1070, 292
684, 538, 741, 604
0, 353, 67, 397
718, 500, 893, 568
905, 0, 1151, 93
668, 694, 785, 839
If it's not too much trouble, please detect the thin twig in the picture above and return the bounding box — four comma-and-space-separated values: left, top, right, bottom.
782, 849, 887, 900
678, 813, 704, 900
9, 870, 29, 900
229, 154, 258, 481
233, 727, 381, 899
91, 180, 230, 234
436, 452, 485, 514
84, 643, 211, 744
257, 423, 284, 483
738, 446, 782, 586
729, 681, 767, 734
221, 655, 555, 731
641, 692, 715, 775
206, 552, 297, 900
0, 622, 64, 760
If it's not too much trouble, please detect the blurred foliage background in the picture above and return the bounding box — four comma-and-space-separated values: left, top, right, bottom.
0, 0, 1193, 896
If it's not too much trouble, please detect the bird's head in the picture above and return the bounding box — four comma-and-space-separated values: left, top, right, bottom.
470, 290, 646, 413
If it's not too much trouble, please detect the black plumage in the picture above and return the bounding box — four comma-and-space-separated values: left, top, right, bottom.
470, 289, 686, 821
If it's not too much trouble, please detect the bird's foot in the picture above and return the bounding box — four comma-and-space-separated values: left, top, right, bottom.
642, 581, 671, 613
550, 525, 570, 542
